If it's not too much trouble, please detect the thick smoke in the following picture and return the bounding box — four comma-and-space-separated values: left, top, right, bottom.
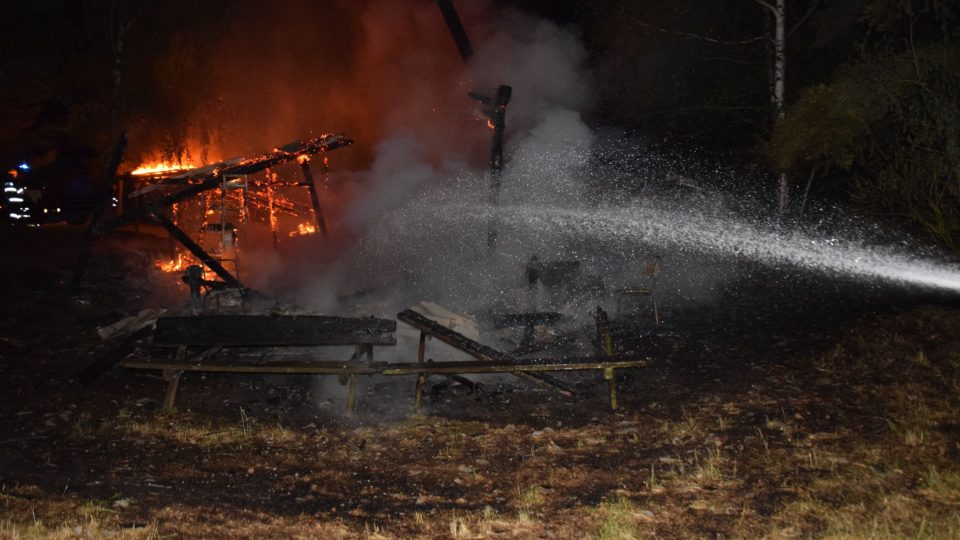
308, 2, 599, 314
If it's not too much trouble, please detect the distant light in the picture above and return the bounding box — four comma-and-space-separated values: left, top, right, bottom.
18, 162, 29, 171
10, 213, 21, 219
3, 187, 15, 193
43, 208, 48, 214
8, 197, 24, 203
56, 207, 61, 213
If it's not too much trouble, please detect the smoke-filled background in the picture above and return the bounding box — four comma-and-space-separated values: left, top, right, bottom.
144, 0, 616, 318
121, 0, 959, 322
5, 0, 959, 323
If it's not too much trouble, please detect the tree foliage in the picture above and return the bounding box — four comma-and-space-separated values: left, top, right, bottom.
768, 0, 960, 248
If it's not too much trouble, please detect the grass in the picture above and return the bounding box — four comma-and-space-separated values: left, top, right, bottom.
6, 306, 960, 538
517, 485, 546, 510
0, 511, 160, 540
594, 496, 640, 540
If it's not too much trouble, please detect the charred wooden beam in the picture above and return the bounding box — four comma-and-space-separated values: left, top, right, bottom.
381, 357, 646, 375
79, 325, 152, 383
122, 359, 388, 375
299, 159, 329, 237
397, 309, 576, 397
470, 85, 511, 249
153, 315, 397, 347
436, 0, 474, 62
149, 211, 247, 291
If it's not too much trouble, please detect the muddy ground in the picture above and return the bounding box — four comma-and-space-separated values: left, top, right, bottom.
1, 225, 959, 539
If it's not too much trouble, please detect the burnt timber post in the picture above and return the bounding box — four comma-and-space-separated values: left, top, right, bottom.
437, 0, 512, 251
484, 85, 511, 249
437, 0, 475, 62
299, 156, 329, 238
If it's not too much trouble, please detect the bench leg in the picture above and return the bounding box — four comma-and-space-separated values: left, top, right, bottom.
346, 374, 358, 413
414, 372, 427, 410
162, 369, 184, 411
414, 331, 427, 410
603, 367, 618, 411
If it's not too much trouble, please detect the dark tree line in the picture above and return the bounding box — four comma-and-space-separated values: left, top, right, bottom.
576, 0, 959, 250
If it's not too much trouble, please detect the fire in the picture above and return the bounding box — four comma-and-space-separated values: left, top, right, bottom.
131, 160, 197, 176
289, 221, 317, 237
157, 253, 187, 273
486, 119, 495, 129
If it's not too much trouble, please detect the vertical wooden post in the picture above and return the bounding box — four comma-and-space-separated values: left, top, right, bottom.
346, 374, 358, 413
415, 373, 427, 410
415, 331, 427, 409
163, 369, 183, 411
603, 367, 618, 411
265, 168, 278, 249
299, 157, 328, 238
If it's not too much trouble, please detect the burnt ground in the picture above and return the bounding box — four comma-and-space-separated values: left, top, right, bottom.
1, 225, 959, 539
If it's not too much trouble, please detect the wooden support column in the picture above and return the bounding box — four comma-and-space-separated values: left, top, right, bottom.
299, 157, 328, 238
346, 374, 358, 413
415, 331, 427, 409
603, 367, 618, 411
163, 368, 184, 411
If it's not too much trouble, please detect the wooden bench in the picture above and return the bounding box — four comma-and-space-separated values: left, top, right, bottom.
121, 311, 647, 413
120, 314, 396, 411
395, 309, 646, 410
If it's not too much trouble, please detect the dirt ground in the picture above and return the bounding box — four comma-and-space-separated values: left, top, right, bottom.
1, 225, 959, 539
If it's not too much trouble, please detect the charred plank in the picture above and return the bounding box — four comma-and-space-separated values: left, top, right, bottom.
397, 309, 576, 396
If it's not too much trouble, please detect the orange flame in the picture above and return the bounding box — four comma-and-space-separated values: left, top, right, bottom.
289, 221, 317, 237
131, 160, 196, 176
157, 253, 186, 273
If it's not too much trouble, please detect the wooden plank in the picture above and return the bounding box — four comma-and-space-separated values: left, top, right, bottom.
121, 359, 388, 375
122, 358, 643, 376
397, 310, 511, 362
397, 310, 576, 397
382, 358, 646, 375
79, 326, 153, 383
153, 315, 397, 347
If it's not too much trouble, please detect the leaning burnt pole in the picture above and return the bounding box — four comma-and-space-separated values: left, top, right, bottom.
437, 0, 512, 250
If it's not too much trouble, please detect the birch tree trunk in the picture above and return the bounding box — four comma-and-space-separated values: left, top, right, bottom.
756, 0, 788, 213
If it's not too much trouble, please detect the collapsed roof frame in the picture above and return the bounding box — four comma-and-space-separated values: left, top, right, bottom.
84, 133, 353, 294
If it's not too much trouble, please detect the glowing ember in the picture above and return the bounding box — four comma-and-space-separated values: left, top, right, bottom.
289, 222, 317, 237
157, 253, 187, 272
131, 160, 196, 176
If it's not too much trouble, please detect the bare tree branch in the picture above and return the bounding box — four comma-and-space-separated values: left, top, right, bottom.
788, 1, 820, 37
628, 16, 772, 46
752, 0, 778, 15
